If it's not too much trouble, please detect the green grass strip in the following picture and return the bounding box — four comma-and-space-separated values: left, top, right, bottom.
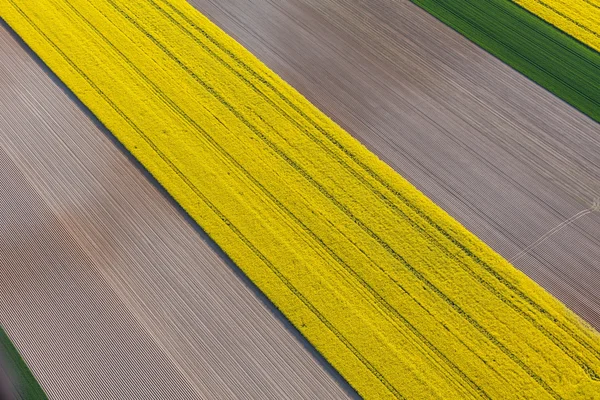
411, 0, 600, 124
0, 325, 47, 400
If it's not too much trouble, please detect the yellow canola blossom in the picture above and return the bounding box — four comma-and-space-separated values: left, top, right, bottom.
513, 0, 600, 52
2, 0, 600, 398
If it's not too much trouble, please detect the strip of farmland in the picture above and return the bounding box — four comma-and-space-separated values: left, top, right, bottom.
187, 0, 600, 335
0, 21, 353, 400
1, 0, 600, 398
0, 325, 47, 399
512, 0, 600, 52
410, 0, 600, 124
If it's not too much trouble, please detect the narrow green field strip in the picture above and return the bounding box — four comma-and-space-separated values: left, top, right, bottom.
0, 325, 47, 399
2, 0, 600, 398
411, 0, 600, 124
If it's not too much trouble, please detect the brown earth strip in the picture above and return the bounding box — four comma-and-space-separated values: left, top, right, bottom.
0, 138, 204, 399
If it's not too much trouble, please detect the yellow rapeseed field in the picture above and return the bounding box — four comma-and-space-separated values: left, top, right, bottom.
513, 0, 600, 52
2, 0, 600, 398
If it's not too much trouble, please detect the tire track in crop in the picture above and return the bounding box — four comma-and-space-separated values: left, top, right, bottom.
529, 0, 600, 41
582, 0, 600, 10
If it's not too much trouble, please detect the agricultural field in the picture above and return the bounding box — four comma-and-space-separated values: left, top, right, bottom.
2, 0, 600, 398
0, 325, 46, 399
411, 0, 600, 124
513, 0, 600, 52
0, 20, 356, 398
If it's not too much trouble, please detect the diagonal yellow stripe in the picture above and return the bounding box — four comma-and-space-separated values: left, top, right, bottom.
2, 0, 600, 398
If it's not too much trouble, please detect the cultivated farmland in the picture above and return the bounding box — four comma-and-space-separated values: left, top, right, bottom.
2, 0, 600, 399
2, 0, 600, 398
513, 0, 600, 52
0, 21, 354, 399
411, 0, 600, 124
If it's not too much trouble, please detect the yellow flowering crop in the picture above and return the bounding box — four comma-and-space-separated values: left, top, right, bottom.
2, 0, 599, 398
513, 0, 600, 52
